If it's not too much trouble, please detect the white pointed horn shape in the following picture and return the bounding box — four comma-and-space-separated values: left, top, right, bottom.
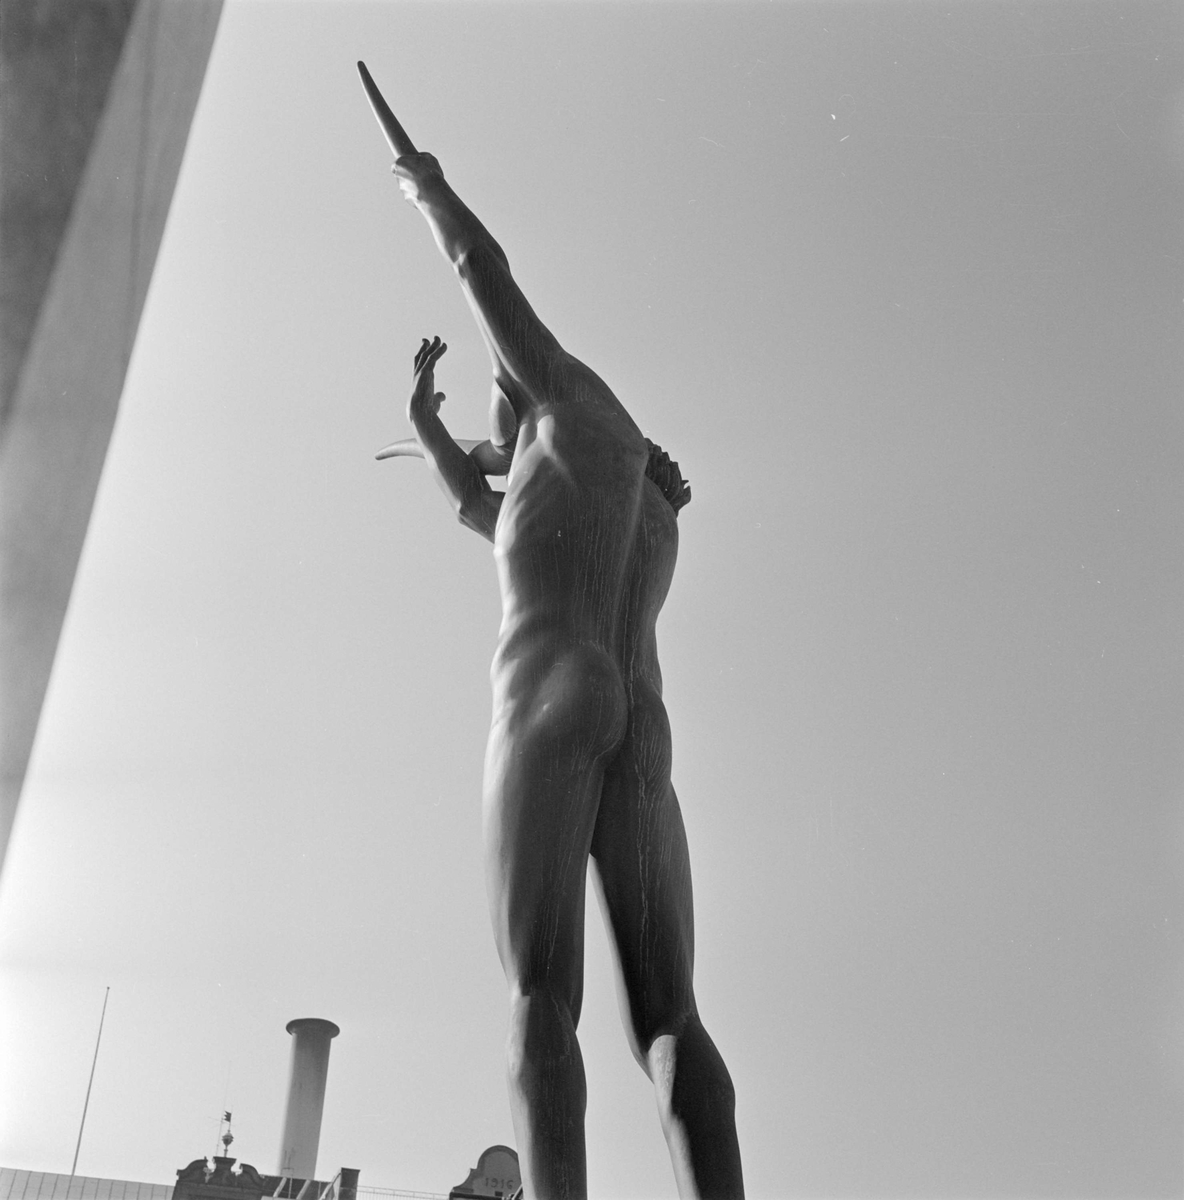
375, 436, 489, 461
357, 61, 418, 158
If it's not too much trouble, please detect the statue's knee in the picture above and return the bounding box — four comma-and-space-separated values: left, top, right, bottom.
629, 1005, 687, 1060
506, 989, 579, 1078
645, 1019, 735, 1111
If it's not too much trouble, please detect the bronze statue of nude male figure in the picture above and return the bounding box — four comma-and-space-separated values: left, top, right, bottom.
360, 63, 743, 1200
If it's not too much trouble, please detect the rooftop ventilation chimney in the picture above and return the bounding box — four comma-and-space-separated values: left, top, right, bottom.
278, 1018, 339, 1180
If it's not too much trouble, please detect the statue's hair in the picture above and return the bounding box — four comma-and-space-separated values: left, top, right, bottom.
645, 439, 691, 515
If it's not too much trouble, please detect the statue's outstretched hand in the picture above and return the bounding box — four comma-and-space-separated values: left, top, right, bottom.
408, 335, 447, 424
400, 335, 503, 543
392, 153, 444, 205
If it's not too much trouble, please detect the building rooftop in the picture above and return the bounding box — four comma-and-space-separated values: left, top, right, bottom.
1, 1170, 172, 1200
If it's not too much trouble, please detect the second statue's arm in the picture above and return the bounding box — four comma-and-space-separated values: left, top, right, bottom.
408, 337, 503, 542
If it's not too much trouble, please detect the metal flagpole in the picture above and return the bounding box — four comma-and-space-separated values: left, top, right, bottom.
68, 986, 110, 1188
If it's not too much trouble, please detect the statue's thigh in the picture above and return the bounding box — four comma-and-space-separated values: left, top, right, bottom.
483, 645, 627, 997
591, 702, 697, 1053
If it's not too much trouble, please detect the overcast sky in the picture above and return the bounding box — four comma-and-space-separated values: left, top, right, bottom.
2, 2, 1182, 1197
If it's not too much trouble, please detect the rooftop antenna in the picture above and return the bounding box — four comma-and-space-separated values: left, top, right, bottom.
68, 986, 110, 1188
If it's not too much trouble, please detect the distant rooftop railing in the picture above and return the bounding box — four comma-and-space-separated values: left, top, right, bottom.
356, 1189, 448, 1200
